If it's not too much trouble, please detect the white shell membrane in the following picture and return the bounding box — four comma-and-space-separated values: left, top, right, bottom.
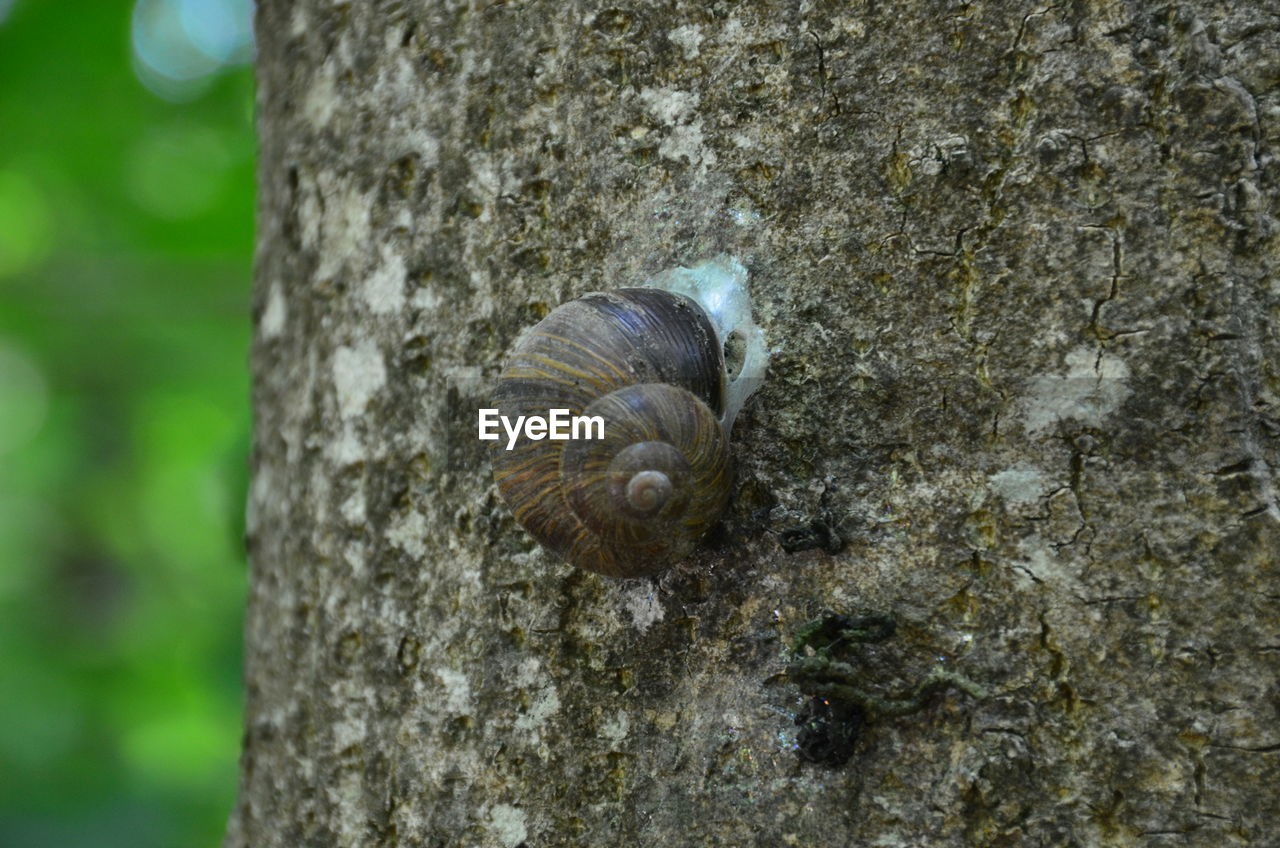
642, 256, 769, 432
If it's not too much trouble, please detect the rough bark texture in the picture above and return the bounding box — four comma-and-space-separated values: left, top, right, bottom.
232, 1, 1280, 845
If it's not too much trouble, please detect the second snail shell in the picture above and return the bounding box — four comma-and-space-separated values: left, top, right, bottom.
489, 259, 767, 578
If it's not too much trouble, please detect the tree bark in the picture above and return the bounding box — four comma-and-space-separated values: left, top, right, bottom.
231, 1, 1280, 845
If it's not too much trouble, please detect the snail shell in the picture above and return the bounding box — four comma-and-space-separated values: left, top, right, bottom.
490, 261, 766, 578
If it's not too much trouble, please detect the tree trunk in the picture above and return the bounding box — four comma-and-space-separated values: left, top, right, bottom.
230, 1, 1280, 845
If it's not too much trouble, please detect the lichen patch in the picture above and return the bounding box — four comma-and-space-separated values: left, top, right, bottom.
988, 464, 1051, 505
600, 711, 630, 743
620, 582, 664, 631
659, 122, 713, 166
487, 804, 528, 848
1022, 347, 1131, 437
363, 247, 407, 314
340, 487, 366, 524
668, 24, 704, 59
514, 683, 560, 731
303, 60, 338, 129
385, 509, 428, 558
435, 667, 473, 714
328, 424, 365, 465
639, 86, 699, 125
260, 281, 287, 338
314, 174, 373, 280
332, 341, 386, 418
332, 717, 366, 752
513, 657, 541, 688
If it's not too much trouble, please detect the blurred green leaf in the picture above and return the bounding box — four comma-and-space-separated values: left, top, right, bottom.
0, 1, 253, 845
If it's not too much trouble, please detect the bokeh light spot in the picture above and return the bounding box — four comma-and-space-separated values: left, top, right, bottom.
0, 340, 49, 457
135, 392, 237, 568
0, 170, 53, 278
127, 124, 232, 219
131, 0, 254, 101
180, 0, 254, 65
132, 0, 221, 100
123, 708, 234, 788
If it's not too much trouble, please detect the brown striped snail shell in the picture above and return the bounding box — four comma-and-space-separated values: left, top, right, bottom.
490, 259, 767, 578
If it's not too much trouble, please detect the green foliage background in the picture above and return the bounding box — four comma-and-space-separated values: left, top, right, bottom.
0, 2, 252, 845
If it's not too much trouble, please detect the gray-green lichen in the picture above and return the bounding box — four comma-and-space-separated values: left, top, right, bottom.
231, 1, 1280, 845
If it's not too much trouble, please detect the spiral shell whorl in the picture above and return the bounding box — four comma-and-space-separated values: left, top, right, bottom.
490, 288, 732, 577
561, 383, 730, 571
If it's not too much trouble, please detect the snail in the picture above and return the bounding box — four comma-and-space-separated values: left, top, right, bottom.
489, 257, 769, 578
